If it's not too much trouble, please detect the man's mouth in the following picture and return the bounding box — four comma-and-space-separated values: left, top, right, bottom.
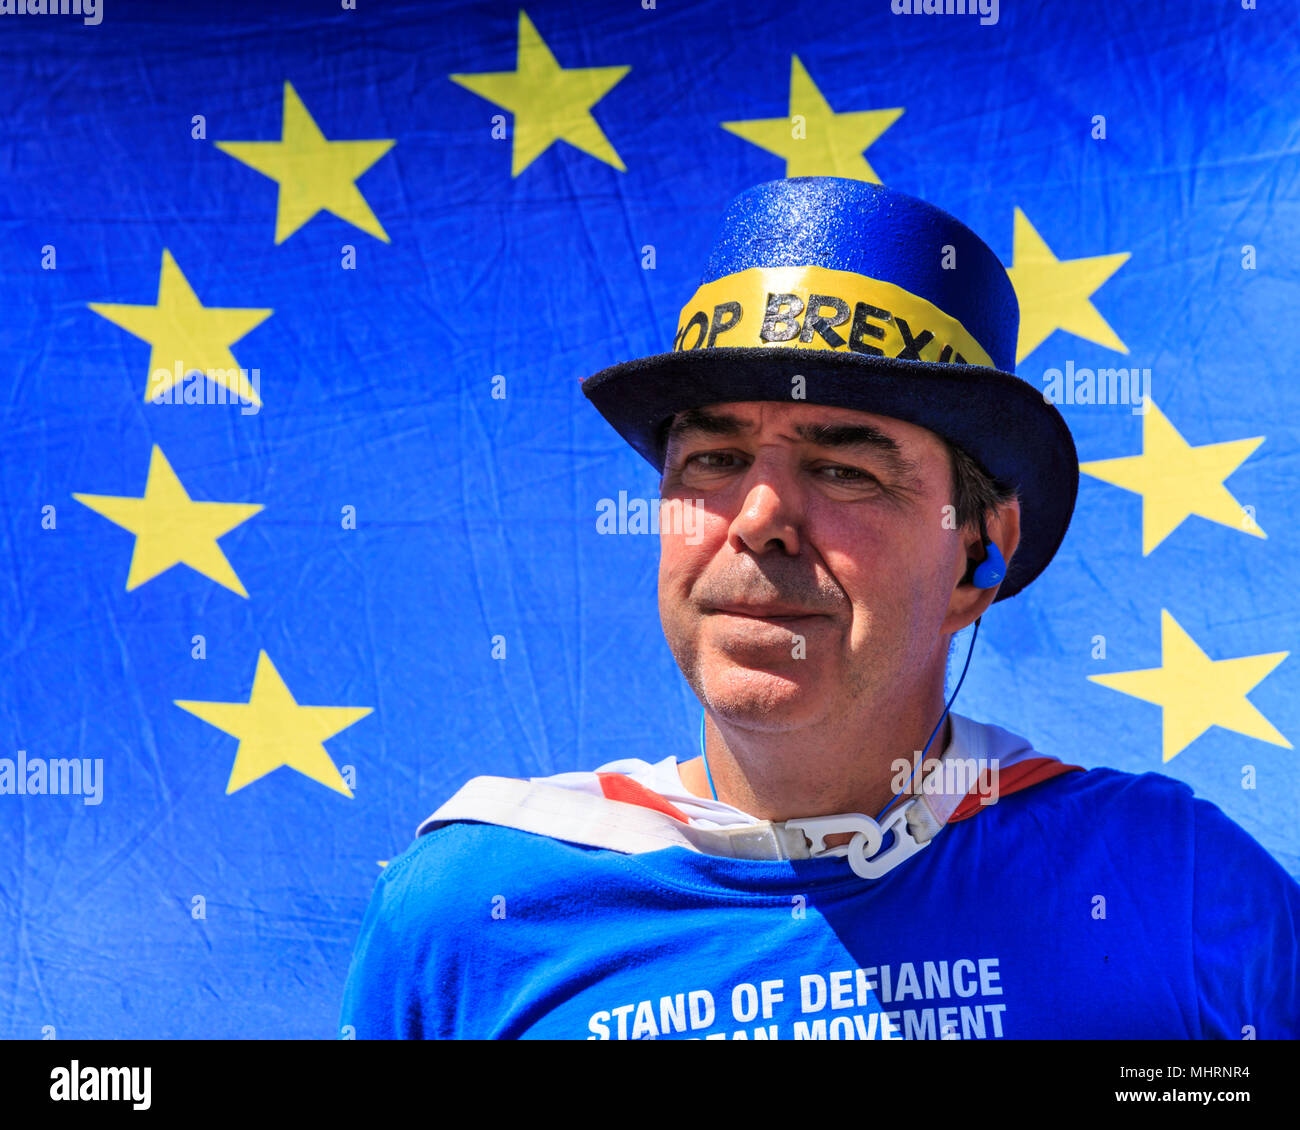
709, 605, 827, 622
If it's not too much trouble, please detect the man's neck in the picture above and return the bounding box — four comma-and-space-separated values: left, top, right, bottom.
678, 704, 954, 826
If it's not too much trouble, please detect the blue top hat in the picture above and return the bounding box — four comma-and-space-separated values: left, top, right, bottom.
581, 176, 1078, 601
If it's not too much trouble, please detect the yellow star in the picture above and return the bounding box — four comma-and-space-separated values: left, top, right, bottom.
88, 250, 270, 406
175, 651, 371, 796
1088, 610, 1289, 763
1080, 400, 1265, 555
1006, 207, 1130, 364
73, 445, 263, 596
449, 10, 629, 176
720, 55, 902, 182
215, 80, 395, 243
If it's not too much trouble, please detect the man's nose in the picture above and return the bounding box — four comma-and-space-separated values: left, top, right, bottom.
727, 461, 802, 556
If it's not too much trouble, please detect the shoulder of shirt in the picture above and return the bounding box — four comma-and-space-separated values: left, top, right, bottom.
993, 759, 1293, 877
375, 818, 622, 912
352, 825, 625, 968
997, 757, 1200, 820
953, 717, 1289, 866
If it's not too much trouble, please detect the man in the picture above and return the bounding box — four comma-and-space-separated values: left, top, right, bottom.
340, 177, 1300, 1040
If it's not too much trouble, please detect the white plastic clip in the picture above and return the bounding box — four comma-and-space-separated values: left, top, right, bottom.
783, 812, 882, 860
846, 801, 928, 879
783, 802, 929, 879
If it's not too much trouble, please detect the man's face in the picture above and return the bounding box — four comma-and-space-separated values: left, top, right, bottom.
658, 400, 968, 736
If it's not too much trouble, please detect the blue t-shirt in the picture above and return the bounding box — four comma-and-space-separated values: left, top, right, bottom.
339, 767, 1300, 1039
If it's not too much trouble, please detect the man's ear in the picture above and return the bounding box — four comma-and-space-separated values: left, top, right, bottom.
972, 498, 1021, 581
943, 498, 1021, 632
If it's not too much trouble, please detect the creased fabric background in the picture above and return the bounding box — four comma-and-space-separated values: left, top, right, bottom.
0, 0, 1296, 1038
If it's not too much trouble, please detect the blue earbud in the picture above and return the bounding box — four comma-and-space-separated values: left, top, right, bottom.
971, 538, 1006, 589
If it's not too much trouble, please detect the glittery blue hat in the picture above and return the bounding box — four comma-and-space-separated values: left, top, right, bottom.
581, 176, 1078, 600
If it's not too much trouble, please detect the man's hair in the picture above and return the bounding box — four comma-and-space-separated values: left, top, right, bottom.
944, 439, 1018, 672
945, 438, 1019, 537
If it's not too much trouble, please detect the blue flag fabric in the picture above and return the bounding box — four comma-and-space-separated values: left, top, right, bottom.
0, 0, 1296, 1039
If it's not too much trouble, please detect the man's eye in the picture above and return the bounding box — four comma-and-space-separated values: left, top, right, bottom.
685, 452, 740, 470
819, 464, 876, 483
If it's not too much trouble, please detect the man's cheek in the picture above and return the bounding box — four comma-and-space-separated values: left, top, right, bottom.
657, 551, 697, 625
683, 497, 710, 545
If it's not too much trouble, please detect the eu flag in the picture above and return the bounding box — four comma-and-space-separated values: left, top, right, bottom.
0, 0, 1295, 1038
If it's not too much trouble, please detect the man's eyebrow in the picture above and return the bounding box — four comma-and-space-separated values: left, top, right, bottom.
664, 408, 750, 444
793, 421, 920, 479
664, 409, 921, 481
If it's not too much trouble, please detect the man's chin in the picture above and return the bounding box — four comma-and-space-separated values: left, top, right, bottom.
698, 664, 829, 731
